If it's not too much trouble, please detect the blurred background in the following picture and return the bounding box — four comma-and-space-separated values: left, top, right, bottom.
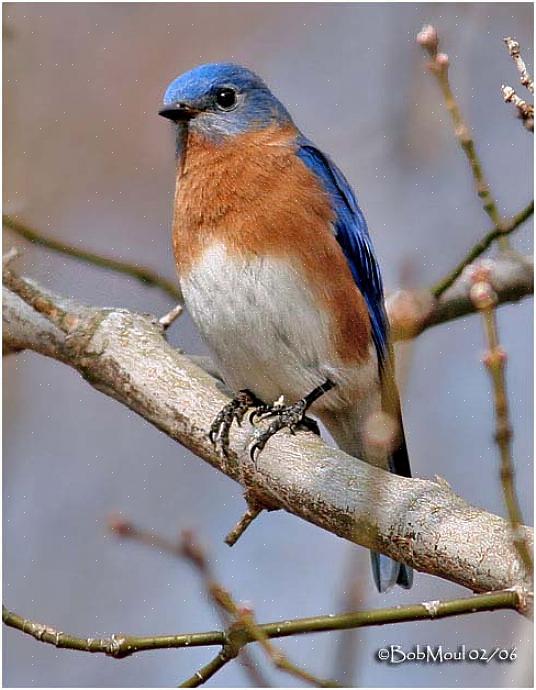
3, 3, 533, 687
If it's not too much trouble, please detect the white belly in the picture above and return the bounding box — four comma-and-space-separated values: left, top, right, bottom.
180, 242, 378, 413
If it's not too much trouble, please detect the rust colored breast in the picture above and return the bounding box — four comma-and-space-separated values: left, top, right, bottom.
172, 124, 371, 362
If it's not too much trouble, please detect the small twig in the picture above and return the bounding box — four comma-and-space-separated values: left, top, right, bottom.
108, 518, 270, 687
108, 514, 182, 556
417, 25, 509, 249
3, 267, 72, 330
502, 37, 534, 132
388, 253, 533, 341
431, 201, 534, 297
501, 85, 534, 132
2, 605, 224, 657
224, 501, 264, 547
179, 647, 237, 688
179, 531, 337, 687
159, 303, 184, 330
3, 214, 183, 303
3, 247, 20, 268
504, 37, 534, 94
468, 264, 533, 574
237, 607, 338, 688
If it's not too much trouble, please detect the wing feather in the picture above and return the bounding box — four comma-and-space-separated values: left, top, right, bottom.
296, 138, 388, 361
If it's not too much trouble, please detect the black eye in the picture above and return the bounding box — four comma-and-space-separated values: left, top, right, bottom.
215, 87, 237, 111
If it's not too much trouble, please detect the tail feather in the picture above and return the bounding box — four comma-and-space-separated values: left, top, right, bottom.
320, 365, 414, 592
371, 551, 413, 592
376, 432, 413, 592
377, 352, 414, 592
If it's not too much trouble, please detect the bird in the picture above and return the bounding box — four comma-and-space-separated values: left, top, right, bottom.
160, 63, 413, 592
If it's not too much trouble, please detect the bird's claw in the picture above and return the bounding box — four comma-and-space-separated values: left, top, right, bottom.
249, 398, 319, 462
209, 389, 260, 457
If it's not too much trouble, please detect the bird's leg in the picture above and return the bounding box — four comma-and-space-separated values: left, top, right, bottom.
209, 389, 264, 457
249, 379, 334, 461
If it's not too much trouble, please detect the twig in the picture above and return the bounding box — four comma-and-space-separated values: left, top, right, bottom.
469, 264, 533, 574
501, 86, 534, 132
179, 531, 335, 687
501, 37, 534, 133
431, 201, 534, 297
2, 605, 224, 657
108, 514, 182, 556
224, 501, 264, 547
3, 214, 183, 303
237, 608, 338, 688
3, 267, 72, 329
3, 247, 20, 268
388, 253, 533, 341
504, 37, 534, 94
180, 647, 237, 688
3, 589, 528, 659
108, 518, 270, 687
159, 303, 184, 330
417, 25, 509, 249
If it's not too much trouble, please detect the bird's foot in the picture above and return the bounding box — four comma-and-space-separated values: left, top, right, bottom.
249, 397, 321, 462
209, 389, 263, 457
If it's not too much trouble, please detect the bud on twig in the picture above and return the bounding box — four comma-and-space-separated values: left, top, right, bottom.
416, 24, 439, 55
470, 281, 498, 310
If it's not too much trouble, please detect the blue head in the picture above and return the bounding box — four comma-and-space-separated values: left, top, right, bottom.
159, 63, 293, 141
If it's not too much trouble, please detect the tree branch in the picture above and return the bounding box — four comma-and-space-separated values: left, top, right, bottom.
469, 268, 533, 573
3, 214, 183, 303
388, 253, 533, 341
417, 26, 509, 248
3, 589, 528, 661
3, 268, 533, 593
430, 201, 533, 298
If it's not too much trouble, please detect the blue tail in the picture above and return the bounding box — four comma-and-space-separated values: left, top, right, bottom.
371, 435, 413, 592
371, 552, 413, 592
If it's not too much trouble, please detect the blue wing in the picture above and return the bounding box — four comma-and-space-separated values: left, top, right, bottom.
296, 137, 389, 363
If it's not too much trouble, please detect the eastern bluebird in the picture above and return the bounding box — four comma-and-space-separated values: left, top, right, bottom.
160, 63, 412, 592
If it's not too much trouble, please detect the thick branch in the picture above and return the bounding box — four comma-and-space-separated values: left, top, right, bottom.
3, 270, 533, 593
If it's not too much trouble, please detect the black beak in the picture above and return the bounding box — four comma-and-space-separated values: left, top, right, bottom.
159, 103, 198, 122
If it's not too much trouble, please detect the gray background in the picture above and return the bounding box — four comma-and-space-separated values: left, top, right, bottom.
3, 3, 533, 687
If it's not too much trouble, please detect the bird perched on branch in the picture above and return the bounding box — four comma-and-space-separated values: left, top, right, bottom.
160, 63, 412, 592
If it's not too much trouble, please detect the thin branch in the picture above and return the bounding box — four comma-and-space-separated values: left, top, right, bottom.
388, 253, 533, 341
417, 25, 509, 249
504, 37, 534, 94
108, 514, 182, 556
501, 85, 534, 132
3, 214, 183, 303
224, 500, 264, 547
2, 605, 224, 657
3, 589, 528, 660
180, 647, 237, 688
501, 37, 534, 132
108, 517, 271, 687
469, 266, 533, 574
431, 201, 534, 297
179, 531, 335, 687
159, 303, 184, 330
3, 269, 533, 593
235, 607, 337, 688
